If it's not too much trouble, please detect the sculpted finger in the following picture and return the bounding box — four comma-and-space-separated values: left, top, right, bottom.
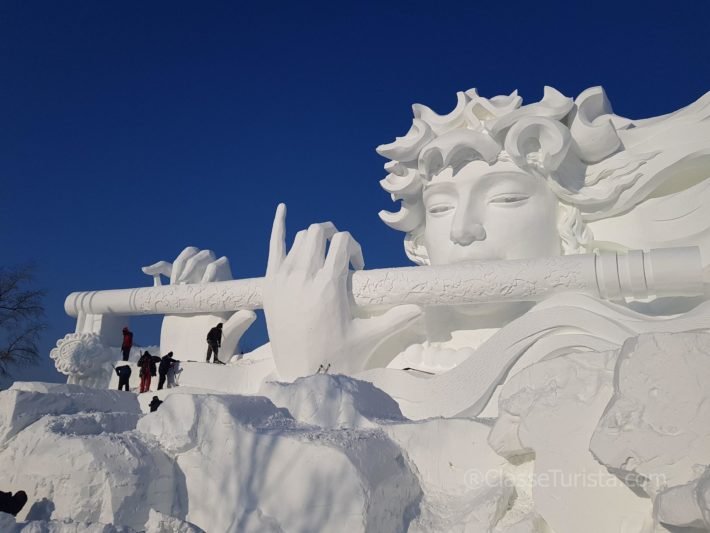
170, 246, 200, 284
178, 249, 217, 284
141, 261, 173, 284
224, 309, 257, 336
355, 304, 423, 345
201, 256, 233, 283
283, 229, 307, 270
322, 231, 365, 278
297, 222, 338, 272
267, 203, 287, 277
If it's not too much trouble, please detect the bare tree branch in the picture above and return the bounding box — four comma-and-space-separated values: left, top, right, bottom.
0, 265, 46, 378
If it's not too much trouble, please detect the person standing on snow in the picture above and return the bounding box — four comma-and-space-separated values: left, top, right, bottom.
157, 352, 179, 390
121, 326, 133, 361
115, 364, 132, 391
205, 323, 223, 363
138, 351, 153, 393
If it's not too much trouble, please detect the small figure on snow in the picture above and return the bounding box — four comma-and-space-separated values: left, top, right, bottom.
206, 323, 223, 364
157, 352, 179, 390
138, 351, 160, 393
149, 396, 163, 412
121, 326, 133, 361
114, 364, 132, 391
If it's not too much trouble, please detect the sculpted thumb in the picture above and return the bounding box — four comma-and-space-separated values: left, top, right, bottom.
221, 310, 257, 358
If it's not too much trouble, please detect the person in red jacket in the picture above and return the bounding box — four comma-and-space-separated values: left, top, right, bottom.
138, 351, 153, 393
121, 326, 133, 361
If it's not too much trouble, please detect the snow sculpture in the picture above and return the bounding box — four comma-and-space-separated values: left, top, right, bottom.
50, 333, 115, 388
60, 86, 710, 411
41, 85, 710, 532
141, 246, 256, 361
258, 85, 710, 420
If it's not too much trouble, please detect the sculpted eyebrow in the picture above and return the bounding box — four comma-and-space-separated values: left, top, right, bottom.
476, 172, 535, 192
423, 182, 457, 195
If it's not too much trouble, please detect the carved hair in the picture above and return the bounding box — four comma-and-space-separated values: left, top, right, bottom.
376, 86, 670, 264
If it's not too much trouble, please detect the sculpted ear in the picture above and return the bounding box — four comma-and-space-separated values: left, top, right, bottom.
404, 231, 430, 266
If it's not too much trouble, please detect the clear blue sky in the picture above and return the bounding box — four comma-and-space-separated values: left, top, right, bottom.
2, 0, 710, 383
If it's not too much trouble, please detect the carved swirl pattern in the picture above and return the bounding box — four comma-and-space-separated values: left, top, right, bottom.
50, 333, 114, 377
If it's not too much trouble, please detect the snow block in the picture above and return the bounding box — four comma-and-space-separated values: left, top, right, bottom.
489, 350, 652, 533
259, 373, 406, 429
591, 332, 710, 492
383, 417, 515, 532
137, 393, 422, 533
0, 410, 178, 530
0, 383, 140, 447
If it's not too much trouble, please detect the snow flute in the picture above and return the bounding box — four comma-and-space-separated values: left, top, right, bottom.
65, 247, 706, 317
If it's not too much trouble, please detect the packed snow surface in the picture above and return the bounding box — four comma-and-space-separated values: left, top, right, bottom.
2, 332, 710, 531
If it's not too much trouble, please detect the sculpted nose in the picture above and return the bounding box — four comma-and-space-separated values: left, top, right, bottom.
450, 222, 486, 246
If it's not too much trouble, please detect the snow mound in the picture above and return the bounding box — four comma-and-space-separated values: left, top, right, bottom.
0, 509, 202, 532
259, 373, 406, 429
0, 511, 133, 532
0, 382, 181, 530
0, 408, 178, 531
0, 383, 139, 446
11, 329, 710, 532
144, 509, 205, 533
138, 393, 422, 532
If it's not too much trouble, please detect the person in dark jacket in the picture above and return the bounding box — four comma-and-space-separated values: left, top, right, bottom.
115, 364, 132, 391
149, 396, 163, 412
138, 351, 153, 393
157, 352, 179, 390
0, 489, 28, 516
121, 327, 133, 361
206, 323, 223, 363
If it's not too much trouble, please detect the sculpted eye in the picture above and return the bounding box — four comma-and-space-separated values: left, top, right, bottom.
489, 194, 529, 205
427, 204, 455, 215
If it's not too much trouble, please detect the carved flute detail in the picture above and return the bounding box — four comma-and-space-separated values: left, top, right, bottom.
64, 247, 705, 317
